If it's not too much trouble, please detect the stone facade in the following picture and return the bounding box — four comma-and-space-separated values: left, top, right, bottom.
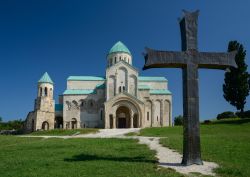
24, 41, 172, 132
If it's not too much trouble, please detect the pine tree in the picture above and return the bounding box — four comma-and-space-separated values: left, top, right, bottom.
223, 41, 249, 112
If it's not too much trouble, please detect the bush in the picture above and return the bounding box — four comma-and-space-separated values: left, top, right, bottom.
236, 110, 250, 118
174, 115, 183, 126
204, 120, 212, 124
0, 119, 24, 131
217, 111, 238, 120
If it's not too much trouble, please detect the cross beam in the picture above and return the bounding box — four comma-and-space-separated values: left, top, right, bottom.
143, 10, 236, 166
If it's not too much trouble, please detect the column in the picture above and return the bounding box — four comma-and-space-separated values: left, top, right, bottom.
130, 113, 134, 128
115, 71, 118, 96
151, 100, 155, 127
113, 115, 116, 129
69, 121, 72, 129
105, 113, 109, 129
160, 99, 163, 126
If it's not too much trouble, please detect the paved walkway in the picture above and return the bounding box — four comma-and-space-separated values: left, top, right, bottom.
20, 128, 218, 176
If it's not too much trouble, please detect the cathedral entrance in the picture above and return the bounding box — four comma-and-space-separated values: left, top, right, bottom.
116, 106, 130, 128
71, 118, 77, 129
41, 121, 49, 130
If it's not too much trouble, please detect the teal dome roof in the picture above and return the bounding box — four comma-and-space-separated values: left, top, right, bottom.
38, 72, 53, 84
109, 41, 131, 55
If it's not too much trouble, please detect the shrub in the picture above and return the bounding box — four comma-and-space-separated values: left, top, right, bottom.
204, 120, 212, 124
217, 111, 238, 120
236, 110, 250, 118
174, 115, 183, 125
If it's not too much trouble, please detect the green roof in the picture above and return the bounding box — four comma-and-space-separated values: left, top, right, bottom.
109, 41, 131, 55
38, 72, 53, 84
55, 104, 63, 111
67, 76, 105, 81
96, 83, 106, 89
63, 89, 96, 95
138, 76, 167, 82
149, 89, 172, 95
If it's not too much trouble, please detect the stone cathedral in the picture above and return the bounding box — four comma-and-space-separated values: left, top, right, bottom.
24, 41, 172, 132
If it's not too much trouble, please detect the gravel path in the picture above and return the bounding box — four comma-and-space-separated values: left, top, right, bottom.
20, 128, 218, 176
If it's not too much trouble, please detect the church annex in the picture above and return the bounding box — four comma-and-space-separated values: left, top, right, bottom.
24, 41, 172, 132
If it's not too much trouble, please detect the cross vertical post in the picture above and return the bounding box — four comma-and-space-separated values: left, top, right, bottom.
143, 10, 237, 166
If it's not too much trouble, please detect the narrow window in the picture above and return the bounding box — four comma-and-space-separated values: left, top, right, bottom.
44, 87, 48, 96
119, 86, 122, 93
157, 116, 158, 121
100, 110, 103, 120
123, 86, 125, 92
147, 112, 149, 121
115, 57, 117, 63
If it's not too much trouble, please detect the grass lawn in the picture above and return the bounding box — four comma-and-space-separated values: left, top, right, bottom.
29, 128, 99, 136
140, 118, 250, 177
0, 136, 183, 177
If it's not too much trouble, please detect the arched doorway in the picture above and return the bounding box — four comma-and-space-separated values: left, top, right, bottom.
55, 117, 63, 129
41, 121, 49, 130
116, 106, 130, 128
71, 118, 77, 129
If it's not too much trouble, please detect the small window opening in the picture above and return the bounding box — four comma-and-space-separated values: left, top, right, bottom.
44, 87, 48, 96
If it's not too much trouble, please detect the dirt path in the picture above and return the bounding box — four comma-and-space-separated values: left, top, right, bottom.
20, 128, 218, 176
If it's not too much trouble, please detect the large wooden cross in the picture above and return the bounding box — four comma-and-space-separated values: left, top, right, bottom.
143, 10, 237, 166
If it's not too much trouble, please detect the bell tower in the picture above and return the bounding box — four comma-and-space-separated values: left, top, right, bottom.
35, 72, 55, 112
33, 72, 55, 130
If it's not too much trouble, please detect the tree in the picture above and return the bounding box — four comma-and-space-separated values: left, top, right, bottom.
0, 116, 2, 122
223, 41, 249, 112
174, 115, 183, 125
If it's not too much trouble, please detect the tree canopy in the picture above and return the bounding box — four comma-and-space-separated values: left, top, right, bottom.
223, 41, 250, 112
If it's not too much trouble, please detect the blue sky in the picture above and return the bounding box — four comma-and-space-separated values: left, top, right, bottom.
0, 0, 249, 121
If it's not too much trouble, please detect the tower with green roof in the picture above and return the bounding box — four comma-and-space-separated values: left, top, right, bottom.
33, 72, 55, 131
107, 41, 132, 67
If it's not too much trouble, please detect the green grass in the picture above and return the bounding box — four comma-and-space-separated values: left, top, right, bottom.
140, 119, 250, 177
0, 136, 183, 177
29, 128, 99, 136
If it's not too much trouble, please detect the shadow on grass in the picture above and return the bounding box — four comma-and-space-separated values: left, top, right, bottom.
211, 118, 250, 125
64, 154, 156, 164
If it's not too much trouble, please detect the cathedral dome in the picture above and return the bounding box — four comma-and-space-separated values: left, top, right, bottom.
109, 41, 131, 55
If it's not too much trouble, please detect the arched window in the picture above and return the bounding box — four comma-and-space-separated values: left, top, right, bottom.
44, 87, 48, 96
119, 86, 122, 93
147, 112, 149, 121
123, 86, 125, 92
